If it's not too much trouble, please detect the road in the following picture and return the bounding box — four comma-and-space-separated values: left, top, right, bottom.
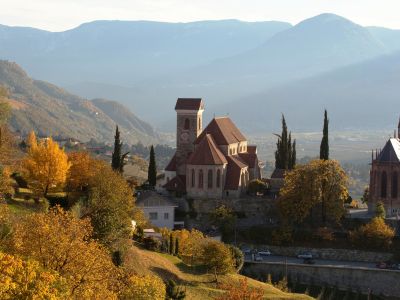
244, 254, 399, 271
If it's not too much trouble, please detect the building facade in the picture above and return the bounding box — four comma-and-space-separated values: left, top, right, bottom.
369, 123, 400, 217
162, 98, 261, 199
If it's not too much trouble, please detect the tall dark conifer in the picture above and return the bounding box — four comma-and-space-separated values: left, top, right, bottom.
111, 125, 129, 173
148, 145, 157, 186
275, 115, 296, 170
320, 110, 329, 160
111, 126, 122, 171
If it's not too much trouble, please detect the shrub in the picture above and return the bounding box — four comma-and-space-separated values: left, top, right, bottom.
271, 226, 292, 245
375, 201, 386, 218
314, 227, 334, 241
229, 245, 244, 272
350, 217, 395, 249
201, 240, 234, 275
143, 237, 161, 251
165, 279, 186, 300
248, 179, 267, 195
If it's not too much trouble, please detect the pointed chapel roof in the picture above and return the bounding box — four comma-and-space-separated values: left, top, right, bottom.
187, 134, 227, 165
195, 117, 247, 145
377, 138, 400, 163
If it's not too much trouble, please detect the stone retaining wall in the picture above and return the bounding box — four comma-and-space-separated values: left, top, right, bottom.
244, 262, 400, 297
260, 245, 393, 263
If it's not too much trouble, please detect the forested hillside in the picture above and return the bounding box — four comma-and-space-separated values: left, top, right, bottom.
0, 60, 159, 144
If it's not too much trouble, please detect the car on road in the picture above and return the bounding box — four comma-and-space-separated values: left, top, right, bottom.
376, 262, 389, 269
254, 255, 263, 262
258, 250, 271, 256
303, 258, 315, 264
297, 251, 313, 259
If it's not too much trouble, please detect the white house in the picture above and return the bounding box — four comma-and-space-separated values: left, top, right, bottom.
136, 191, 178, 229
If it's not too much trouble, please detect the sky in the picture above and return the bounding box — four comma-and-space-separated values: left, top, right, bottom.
1, 0, 400, 31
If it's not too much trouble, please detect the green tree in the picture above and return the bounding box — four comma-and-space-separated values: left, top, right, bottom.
275, 115, 296, 170
84, 162, 134, 249
201, 240, 234, 276
210, 205, 237, 241
148, 145, 157, 186
375, 201, 386, 218
361, 186, 370, 204
169, 234, 175, 255
320, 109, 329, 160
111, 125, 129, 173
174, 238, 179, 256
278, 159, 348, 226
228, 245, 244, 272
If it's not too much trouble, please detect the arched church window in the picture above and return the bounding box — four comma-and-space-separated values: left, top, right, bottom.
198, 170, 203, 188
184, 118, 190, 130
191, 169, 195, 188
216, 169, 221, 188
392, 172, 398, 198
208, 170, 213, 189
381, 171, 387, 198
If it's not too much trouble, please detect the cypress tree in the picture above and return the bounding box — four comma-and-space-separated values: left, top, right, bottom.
275, 115, 296, 170
111, 125, 129, 173
320, 110, 329, 160
175, 238, 179, 256
111, 125, 122, 171
290, 139, 296, 169
169, 234, 174, 255
148, 145, 157, 186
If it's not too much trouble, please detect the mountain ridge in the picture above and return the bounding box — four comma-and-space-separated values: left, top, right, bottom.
0, 60, 159, 145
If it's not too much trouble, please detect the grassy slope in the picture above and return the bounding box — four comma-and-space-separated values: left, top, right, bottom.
124, 246, 313, 300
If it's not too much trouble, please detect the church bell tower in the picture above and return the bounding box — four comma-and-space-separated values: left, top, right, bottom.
174, 98, 204, 176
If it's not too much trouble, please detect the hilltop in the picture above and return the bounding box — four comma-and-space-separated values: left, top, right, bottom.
0, 60, 159, 144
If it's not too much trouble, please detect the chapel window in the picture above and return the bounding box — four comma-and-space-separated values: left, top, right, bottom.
208, 170, 213, 189
381, 171, 387, 198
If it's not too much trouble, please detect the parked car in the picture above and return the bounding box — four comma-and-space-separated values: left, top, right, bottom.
297, 251, 313, 259
258, 250, 271, 256
242, 248, 251, 255
376, 262, 388, 269
254, 255, 263, 262
303, 258, 315, 264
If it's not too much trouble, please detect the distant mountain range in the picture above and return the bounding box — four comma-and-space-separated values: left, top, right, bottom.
0, 61, 159, 144
1, 14, 400, 132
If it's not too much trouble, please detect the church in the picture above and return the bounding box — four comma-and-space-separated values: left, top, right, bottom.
369, 120, 400, 217
162, 98, 261, 199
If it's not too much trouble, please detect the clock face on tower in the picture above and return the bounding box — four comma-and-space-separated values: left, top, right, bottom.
180, 131, 189, 143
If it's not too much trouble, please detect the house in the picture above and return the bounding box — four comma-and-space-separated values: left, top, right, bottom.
369, 120, 400, 217
161, 98, 261, 199
136, 191, 178, 229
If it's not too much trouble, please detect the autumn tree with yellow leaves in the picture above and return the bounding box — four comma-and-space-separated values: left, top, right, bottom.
0, 252, 68, 299
7, 207, 119, 299
278, 159, 348, 226
23, 136, 70, 197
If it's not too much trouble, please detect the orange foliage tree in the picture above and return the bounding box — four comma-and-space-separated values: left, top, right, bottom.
216, 278, 264, 300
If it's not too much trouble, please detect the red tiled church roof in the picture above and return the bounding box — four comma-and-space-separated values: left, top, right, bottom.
195, 117, 246, 145
224, 155, 248, 190
238, 145, 258, 168
175, 98, 204, 110
187, 134, 227, 165
165, 153, 177, 171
